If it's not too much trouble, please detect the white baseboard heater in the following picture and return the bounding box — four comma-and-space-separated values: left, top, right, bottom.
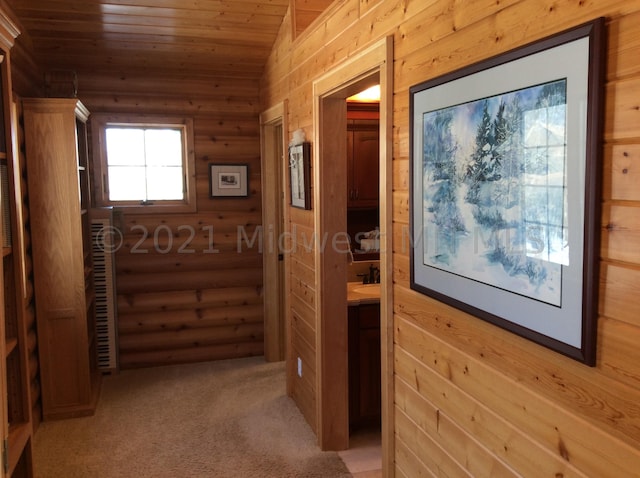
90, 208, 119, 372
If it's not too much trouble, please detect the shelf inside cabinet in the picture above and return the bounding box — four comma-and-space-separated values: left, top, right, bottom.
8, 421, 31, 476
351, 251, 380, 262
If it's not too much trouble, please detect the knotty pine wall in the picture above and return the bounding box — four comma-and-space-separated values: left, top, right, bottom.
11, 45, 266, 368
291, 0, 334, 39
261, 0, 640, 475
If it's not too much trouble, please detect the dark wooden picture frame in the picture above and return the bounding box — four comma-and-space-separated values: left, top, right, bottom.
289, 142, 311, 210
209, 163, 249, 198
409, 18, 605, 365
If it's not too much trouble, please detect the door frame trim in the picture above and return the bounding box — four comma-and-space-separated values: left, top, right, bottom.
312, 36, 394, 476
260, 101, 289, 365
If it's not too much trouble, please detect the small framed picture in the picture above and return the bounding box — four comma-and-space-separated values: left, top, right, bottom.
209, 163, 249, 198
289, 142, 311, 210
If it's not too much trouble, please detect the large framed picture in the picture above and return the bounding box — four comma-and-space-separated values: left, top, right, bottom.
289, 142, 311, 209
209, 163, 249, 198
409, 18, 605, 365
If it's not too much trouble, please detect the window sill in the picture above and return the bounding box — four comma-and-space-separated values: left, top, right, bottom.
103, 202, 197, 215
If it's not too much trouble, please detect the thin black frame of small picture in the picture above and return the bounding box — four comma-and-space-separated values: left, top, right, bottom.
209, 163, 249, 198
289, 142, 311, 210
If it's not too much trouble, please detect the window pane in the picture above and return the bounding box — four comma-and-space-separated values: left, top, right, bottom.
106, 128, 145, 166
146, 166, 184, 200
104, 124, 187, 203
145, 129, 183, 166
108, 166, 147, 200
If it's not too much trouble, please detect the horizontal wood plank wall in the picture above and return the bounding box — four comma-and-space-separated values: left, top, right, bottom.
79, 74, 265, 369
291, 0, 334, 39
264, 9, 320, 431
261, 0, 640, 474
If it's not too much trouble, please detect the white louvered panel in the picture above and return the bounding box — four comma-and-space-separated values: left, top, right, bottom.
91, 211, 119, 371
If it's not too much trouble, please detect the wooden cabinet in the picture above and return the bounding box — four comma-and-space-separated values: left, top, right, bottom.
23, 98, 101, 420
347, 119, 380, 209
348, 303, 381, 430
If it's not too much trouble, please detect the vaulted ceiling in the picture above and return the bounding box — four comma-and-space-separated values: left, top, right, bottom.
5, 0, 331, 80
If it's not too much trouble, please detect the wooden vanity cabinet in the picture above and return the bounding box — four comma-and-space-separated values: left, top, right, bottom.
23, 98, 101, 420
348, 303, 381, 430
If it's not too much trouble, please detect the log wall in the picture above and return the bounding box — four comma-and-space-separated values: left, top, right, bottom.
82, 74, 265, 368
261, 0, 640, 475
11, 39, 266, 368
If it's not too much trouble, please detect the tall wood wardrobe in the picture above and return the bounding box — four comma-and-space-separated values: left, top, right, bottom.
22, 98, 101, 422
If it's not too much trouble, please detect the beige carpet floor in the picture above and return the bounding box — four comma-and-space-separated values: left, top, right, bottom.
33, 356, 351, 477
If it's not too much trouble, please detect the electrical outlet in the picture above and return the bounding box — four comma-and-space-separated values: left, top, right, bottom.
297, 357, 302, 377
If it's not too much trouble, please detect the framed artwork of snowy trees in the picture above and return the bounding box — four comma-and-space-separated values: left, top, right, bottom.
409, 18, 605, 365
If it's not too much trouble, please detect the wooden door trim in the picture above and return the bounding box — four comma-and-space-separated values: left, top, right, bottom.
312, 36, 394, 474
260, 101, 289, 365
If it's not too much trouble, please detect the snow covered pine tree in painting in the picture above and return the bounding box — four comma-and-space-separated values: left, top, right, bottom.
421, 79, 567, 307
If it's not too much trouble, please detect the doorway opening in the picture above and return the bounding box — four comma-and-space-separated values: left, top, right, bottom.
260, 103, 289, 364
312, 37, 393, 477
344, 87, 382, 474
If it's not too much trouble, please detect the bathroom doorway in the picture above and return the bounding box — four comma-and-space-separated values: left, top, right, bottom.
312, 37, 393, 476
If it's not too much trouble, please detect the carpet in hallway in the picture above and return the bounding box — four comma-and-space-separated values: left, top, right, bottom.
33, 356, 351, 477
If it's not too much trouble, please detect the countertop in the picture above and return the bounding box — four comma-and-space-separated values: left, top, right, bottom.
347, 282, 381, 305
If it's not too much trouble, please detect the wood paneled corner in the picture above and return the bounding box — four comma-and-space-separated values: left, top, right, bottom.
262, 0, 640, 475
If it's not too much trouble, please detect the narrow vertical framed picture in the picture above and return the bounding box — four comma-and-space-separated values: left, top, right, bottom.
209, 163, 249, 198
409, 18, 605, 365
289, 142, 311, 210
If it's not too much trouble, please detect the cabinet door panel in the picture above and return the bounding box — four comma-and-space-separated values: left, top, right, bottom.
348, 303, 381, 429
358, 326, 381, 422
352, 129, 379, 204
347, 118, 379, 209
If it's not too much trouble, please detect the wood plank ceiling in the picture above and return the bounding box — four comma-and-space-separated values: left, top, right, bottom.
4, 0, 295, 80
